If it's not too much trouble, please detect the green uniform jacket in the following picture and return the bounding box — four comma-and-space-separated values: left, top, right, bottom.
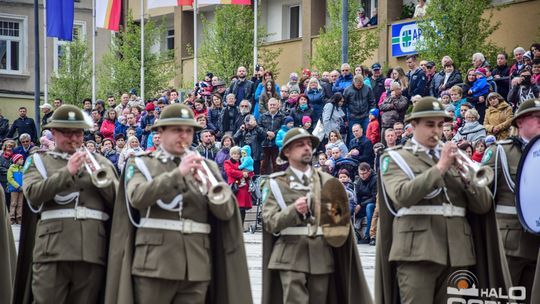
483, 138, 540, 261
375, 142, 511, 304
12, 150, 117, 304
1, 186, 16, 304
262, 168, 373, 304
105, 150, 252, 304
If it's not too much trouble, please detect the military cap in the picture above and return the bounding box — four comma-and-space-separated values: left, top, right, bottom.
404, 96, 452, 123
512, 98, 540, 126
278, 127, 320, 161
44, 104, 92, 129
151, 103, 202, 131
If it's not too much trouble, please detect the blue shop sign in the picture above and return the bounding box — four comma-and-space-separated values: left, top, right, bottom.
391, 21, 423, 57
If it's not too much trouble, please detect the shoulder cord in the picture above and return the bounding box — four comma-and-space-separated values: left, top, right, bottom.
495, 144, 515, 196
26, 153, 80, 214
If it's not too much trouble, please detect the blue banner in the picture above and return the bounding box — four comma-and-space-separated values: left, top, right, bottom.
391, 21, 423, 57
46, 0, 74, 41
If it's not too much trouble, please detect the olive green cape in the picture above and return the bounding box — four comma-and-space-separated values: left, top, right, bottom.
1, 186, 16, 304
262, 171, 373, 304
374, 170, 512, 304
104, 162, 252, 304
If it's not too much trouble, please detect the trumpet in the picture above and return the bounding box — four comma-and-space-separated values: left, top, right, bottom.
183, 145, 233, 205
434, 137, 494, 187
80, 145, 114, 188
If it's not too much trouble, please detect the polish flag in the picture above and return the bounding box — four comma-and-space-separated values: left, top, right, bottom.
96, 0, 121, 32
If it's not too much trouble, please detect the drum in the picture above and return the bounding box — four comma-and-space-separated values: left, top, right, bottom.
516, 135, 540, 235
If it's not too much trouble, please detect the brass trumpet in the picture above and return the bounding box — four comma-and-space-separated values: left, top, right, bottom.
81, 146, 113, 188
434, 137, 494, 187
183, 145, 232, 205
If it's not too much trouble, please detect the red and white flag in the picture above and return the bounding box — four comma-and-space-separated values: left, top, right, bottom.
148, 0, 194, 9
198, 0, 251, 4
96, 0, 121, 31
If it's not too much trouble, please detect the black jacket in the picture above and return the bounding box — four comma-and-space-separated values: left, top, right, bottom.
0, 116, 9, 141
227, 79, 254, 105
407, 67, 427, 97
348, 137, 374, 167
233, 125, 267, 161
354, 170, 377, 206
369, 76, 386, 102
343, 84, 376, 121
41, 111, 53, 128
7, 117, 37, 142
258, 111, 285, 147
219, 105, 241, 134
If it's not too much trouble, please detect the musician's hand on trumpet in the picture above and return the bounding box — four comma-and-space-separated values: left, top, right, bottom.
177, 152, 205, 182
67, 151, 87, 176
435, 141, 459, 175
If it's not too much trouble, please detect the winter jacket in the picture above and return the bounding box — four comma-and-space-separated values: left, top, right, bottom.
354, 170, 377, 206
7, 164, 23, 193
8, 117, 37, 143
325, 140, 349, 157
100, 119, 116, 140
104, 150, 120, 173
453, 98, 468, 119
452, 121, 486, 145
0, 153, 11, 184
332, 74, 353, 94
348, 136, 375, 167
321, 103, 346, 136
483, 101, 513, 140
343, 84, 376, 121
259, 111, 285, 147
207, 107, 222, 132
215, 147, 230, 180
366, 118, 380, 144
306, 88, 325, 123
0, 116, 9, 141
223, 159, 253, 209
469, 77, 490, 97
233, 125, 267, 161
254, 82, 281, 103
291, 105, 314, 128
275, 125, 290, 150
379, 95, 409, 128
219, 105, 241, 134
13, 145, 34, 161
439, 70, 463, 93
139, 113, 156, 136
226, 79, 254, 105
368, 77, 386, 103
238, 145, 254, 172
407, 67, 427, 97
319, 79, 334, 102
195, 144, 219, 161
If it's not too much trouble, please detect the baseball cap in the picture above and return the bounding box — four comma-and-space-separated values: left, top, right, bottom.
40, 103, 52, 109
371, 63, 382, 70
426, 61, 436, 68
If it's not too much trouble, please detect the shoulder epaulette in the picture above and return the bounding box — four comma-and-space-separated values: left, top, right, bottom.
268, 171, 286, 179
496, 139, 513, 145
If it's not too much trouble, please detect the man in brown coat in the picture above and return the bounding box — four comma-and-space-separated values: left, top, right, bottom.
262, 127, 372, 304
483, 98, 540, 303
376, 97, 510, 304
105, 103, 251, 304
19, 105, 118, 303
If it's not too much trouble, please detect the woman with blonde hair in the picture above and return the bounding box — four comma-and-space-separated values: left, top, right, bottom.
483, 92, 513, 140
117, 135, 143, 171
391, 67, 409, 96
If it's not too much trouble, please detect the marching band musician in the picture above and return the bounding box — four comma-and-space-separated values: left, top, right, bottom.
375, 97, 510, 304
105, 103, 251, 304
16, 105, 118, 303
261, 127, 372, 304
483, 98, 540, 303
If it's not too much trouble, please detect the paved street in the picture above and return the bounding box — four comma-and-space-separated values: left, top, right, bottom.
12, 218, 376, 304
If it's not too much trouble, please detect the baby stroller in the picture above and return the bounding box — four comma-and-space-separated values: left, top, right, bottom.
248, 175, 267, 234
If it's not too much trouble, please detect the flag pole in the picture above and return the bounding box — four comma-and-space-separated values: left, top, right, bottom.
140, 0, 145, 100
92, 0, 96, 107
193, 0, 198, 85
253, 0, 257, 73
43, 0, 48, 105
34, 0, 41, 135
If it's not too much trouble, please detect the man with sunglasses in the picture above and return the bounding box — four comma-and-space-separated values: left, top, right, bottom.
15, 105, 118, 303
7, 106, 38, 143
332, 63, 354, 94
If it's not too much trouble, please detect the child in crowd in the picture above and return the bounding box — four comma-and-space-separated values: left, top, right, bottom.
471, 139, 486, 163
440, 91, 451, 106
301, 116, 312, 132
337, 169, 357, 218
468, 68, 490, 97
450, 85, 467, 119
276, 116, 295, 150
314, 152, 328, 171
238, 145, 254, 187
8, 154, 24, 224
366, 108, 381, 144
485, 135, 496, 148
378, 78, 394, 106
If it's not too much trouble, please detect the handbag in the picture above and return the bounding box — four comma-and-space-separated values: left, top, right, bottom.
230, 181, 239, 194
312, 119, 325, 141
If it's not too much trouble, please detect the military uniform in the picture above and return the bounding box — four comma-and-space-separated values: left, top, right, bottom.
262, 128, 372, 304
483, 99, 540, 302
375, 97, 510, 304
105, 104, 252, 304
0, 186, 16, 304
20, 105, 117, 304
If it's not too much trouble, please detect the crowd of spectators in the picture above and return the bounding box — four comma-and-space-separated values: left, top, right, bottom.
0, 42, 539, 236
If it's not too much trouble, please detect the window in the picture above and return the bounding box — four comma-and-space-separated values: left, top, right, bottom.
0, 16, 26, 74
53, 21, 86, 73
166, 29, 174, 58
289, 6, 300, 39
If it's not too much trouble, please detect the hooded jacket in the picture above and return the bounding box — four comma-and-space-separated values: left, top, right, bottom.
259, 111, 285, 147
238, 145, 254, 172
233, 125, 267, 161
483, 101, 513, 140
332, 74, 353, 94
343, 84, 376, 121
354, 169, 376, 206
